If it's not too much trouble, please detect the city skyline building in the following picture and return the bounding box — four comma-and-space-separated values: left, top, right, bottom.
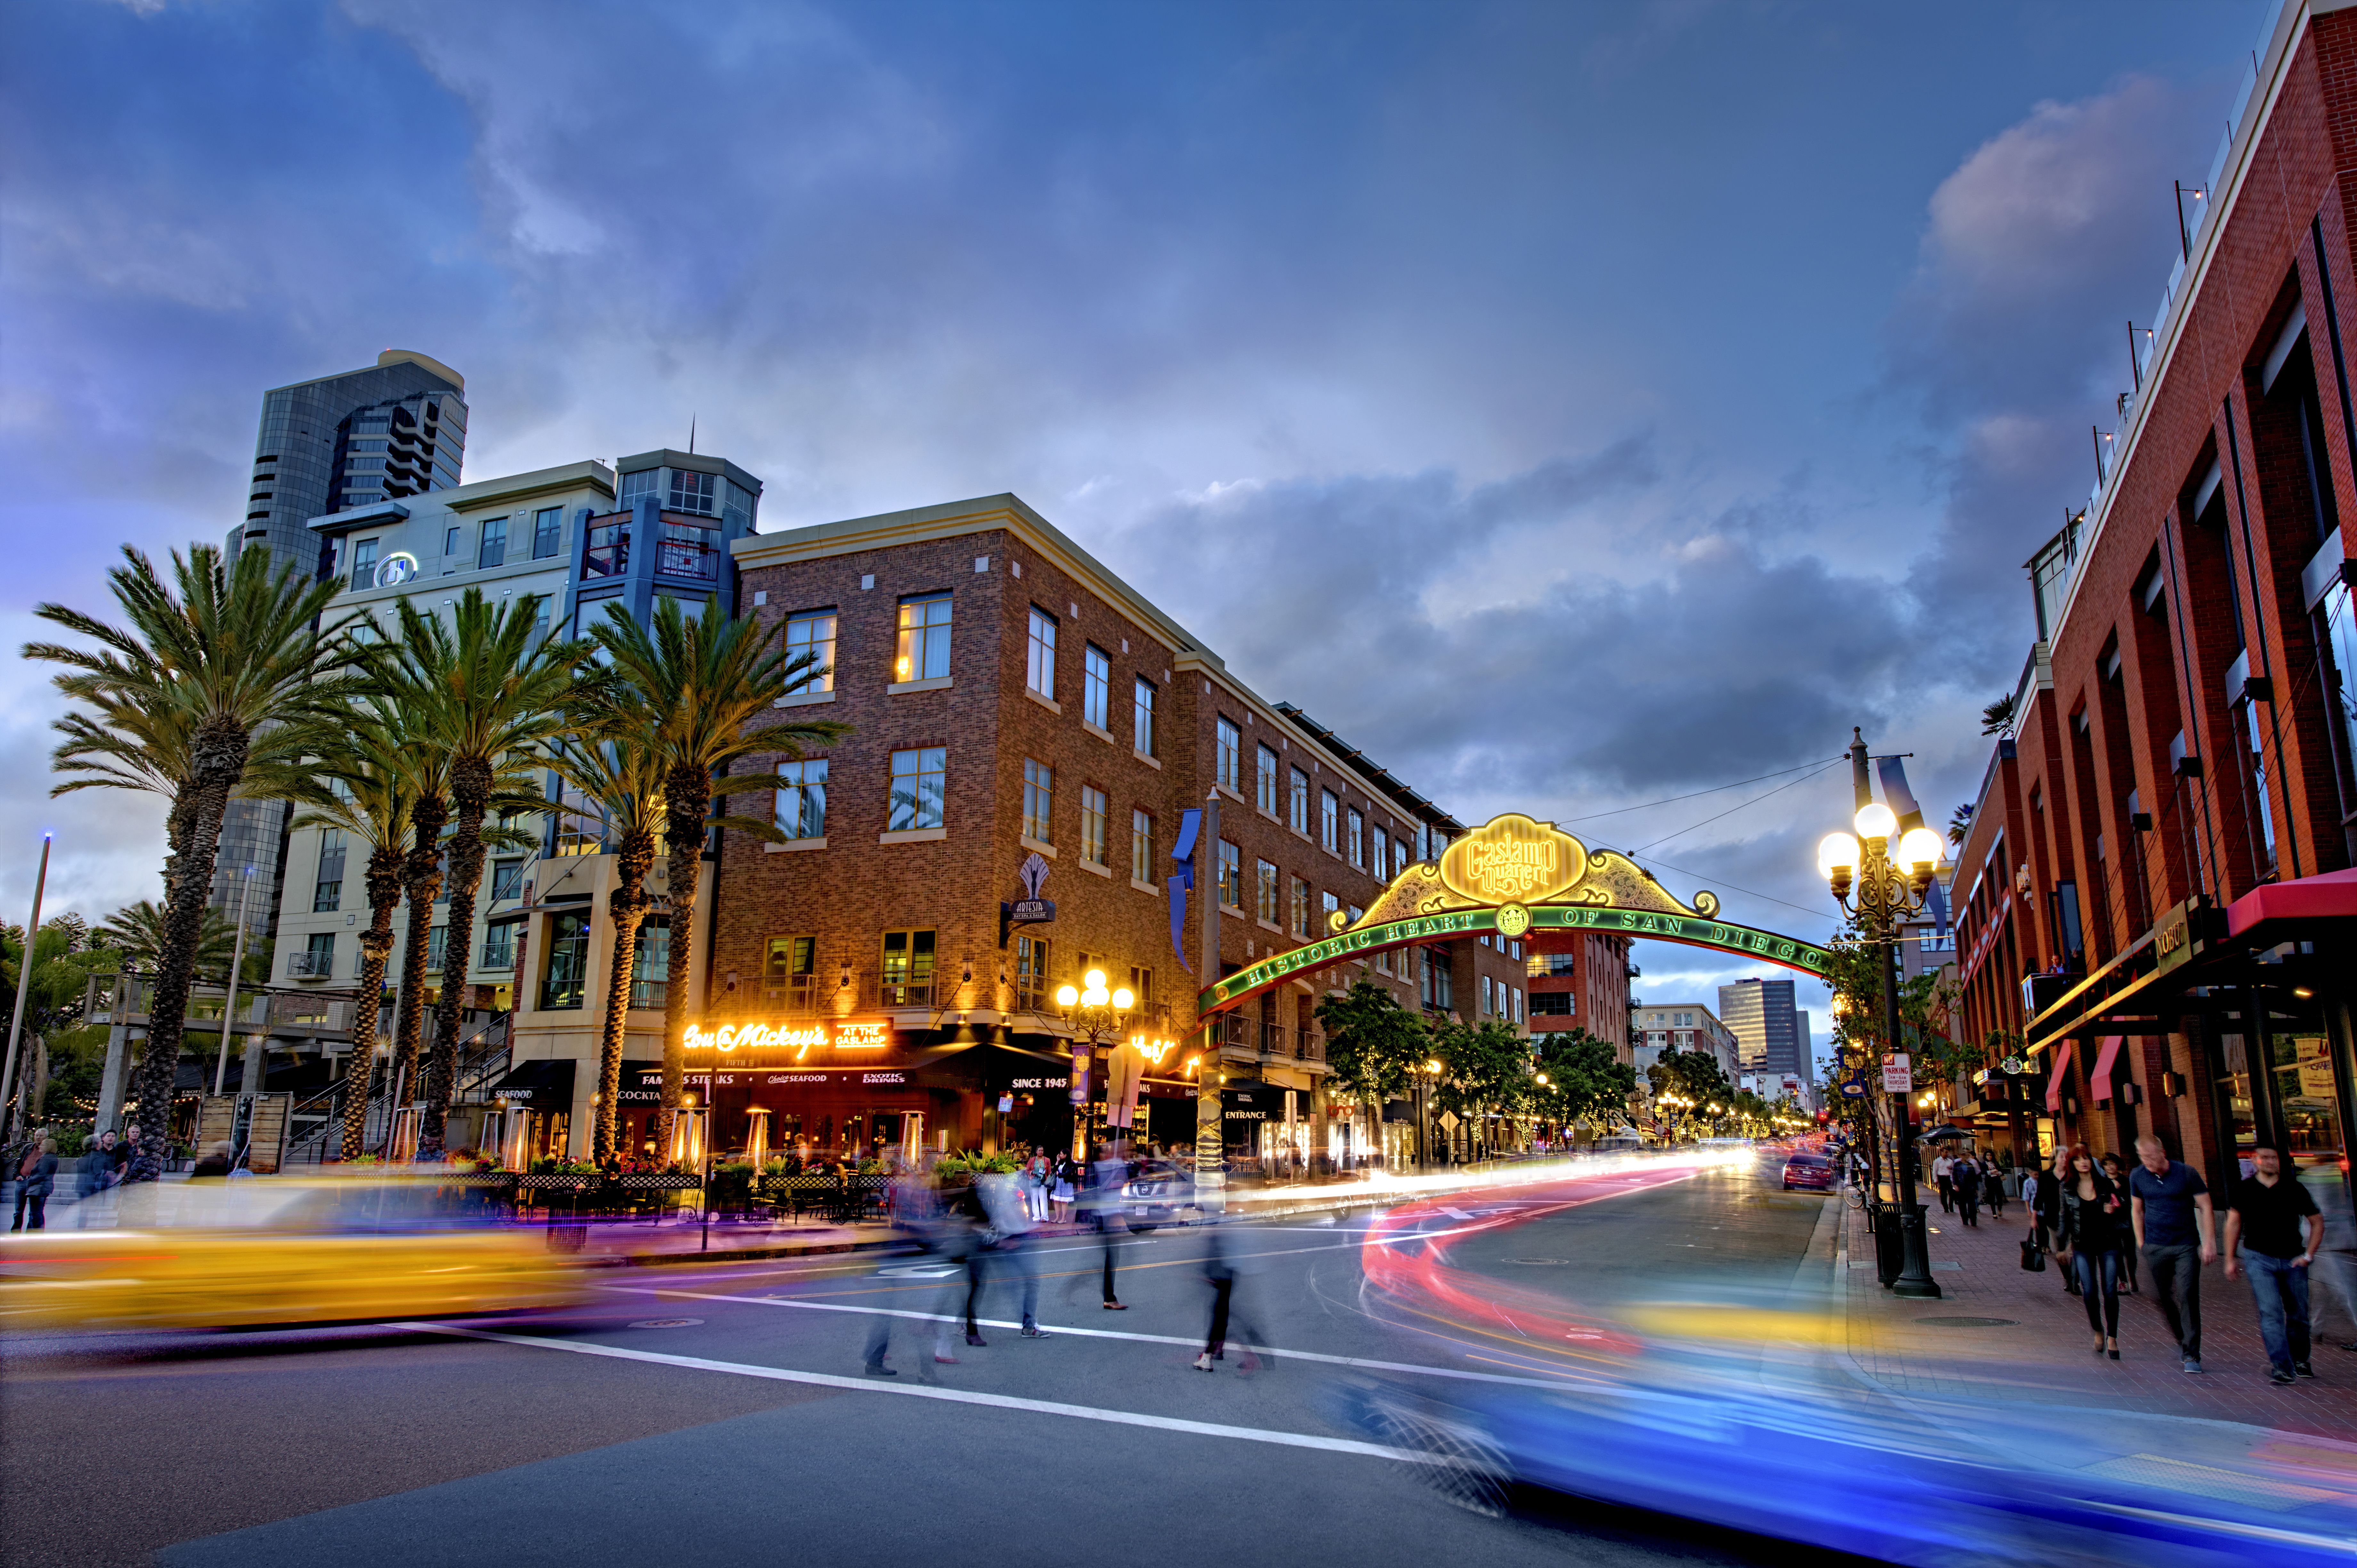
1718, 976, 1801, 1077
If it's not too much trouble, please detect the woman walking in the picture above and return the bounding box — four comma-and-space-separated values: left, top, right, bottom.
1984, 1154, 2007, 1219
2099, 1152, 2141, 1294
2054, 1145, 2131, 1359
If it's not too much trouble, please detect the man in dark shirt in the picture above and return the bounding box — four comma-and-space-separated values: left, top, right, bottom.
2223, 1144, 2322, 1385
2129, 1133, 2214, 1373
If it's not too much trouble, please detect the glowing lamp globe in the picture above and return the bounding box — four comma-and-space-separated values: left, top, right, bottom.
1112, 987, 1134, 1010
1055, 984, 1080, 1008
1897, 827, 1943, 873
1853, 802, 1898, 841
1817, 833, 1859, 879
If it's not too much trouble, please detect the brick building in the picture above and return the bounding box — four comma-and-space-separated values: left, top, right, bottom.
690, 494, 1528, 1168
1524, 933, 1635, 1054
1948, 0, 2357, 1237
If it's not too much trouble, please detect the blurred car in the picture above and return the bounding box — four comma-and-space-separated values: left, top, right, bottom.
1119, 1160, 1196, 1229
1780, 1153, 1835, 1192
0, 1174, 584, 1332
1331, 1370, 2357, 1567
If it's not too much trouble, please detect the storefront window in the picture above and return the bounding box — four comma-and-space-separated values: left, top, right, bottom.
2213, 1029, 2256, 1166
2271, 1022, 2345, 1174
541, 913, 589, 1010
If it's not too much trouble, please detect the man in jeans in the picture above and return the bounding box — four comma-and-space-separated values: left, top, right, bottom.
2128, 1133, 2215, 1373
2223, 1144, 2324, 1386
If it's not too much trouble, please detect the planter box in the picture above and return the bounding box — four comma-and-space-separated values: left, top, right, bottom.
617, 1174, 703, 1191
517, 1174, 602, 1191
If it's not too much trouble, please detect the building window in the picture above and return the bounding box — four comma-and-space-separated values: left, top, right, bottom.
1129, 966, 1153, 1009
1080, 785, 1108, 866
477, 516, 508, 569
766, 936, 819, 1011
1134, 677, 1157, 756
1321, 891, 1340, 933
444, 526, 464, 558
1083, 644, 1110, 728
1532, 991, 1573, 1016
1216, 718, 1241, 792
620, 469, 658, 506
881, 928, 936, 1006
1289, 768, 1309, 834
1375, 946, 1391, 976
1015, 934, 1051, 1011
1421, 947, 1453, 1011
1371, 825, 1389, 879
313, 829, 345, 912
349, 537, 379, 592
1347, 808, 1364, 868
425, 925, 448, 973
1320, 790, 1339, 852
1027, 607, 1058, 700
1256, 745, 1279, 815
1290, 877, 1310, 938
785, 612, 836, 694
304, 930, 337, 977
485, 857, 522, 902
889, 747, 947, 831
481, 924, 514, 971
2234, 695, 2279, 878
895, 592, 952, 682
1480, 976, 1494, 1015
1023, 758, 1054, 843
777, 758, 828, 840
1395, 840, 1410, 879
1132, 809, 1155, 882
632, 918, 669, 1009
1218, 839, 1242, 909
540, 910, 587, 1009
532, 506, 563, 559
1256, 859, 1280, 923
669, 469, 717, 516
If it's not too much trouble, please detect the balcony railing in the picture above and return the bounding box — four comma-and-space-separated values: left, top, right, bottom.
583, 521, 629, 579
286, 952, 336, 979
655, 520, 721, 581
762, 975, 822, 1013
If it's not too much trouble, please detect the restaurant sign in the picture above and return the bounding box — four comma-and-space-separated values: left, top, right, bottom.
682, 1018, 895, 1062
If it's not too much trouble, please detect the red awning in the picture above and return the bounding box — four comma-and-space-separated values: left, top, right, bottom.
2225, 866, 2357, 939
2089, 1035, 2123, 1086
2045, 1038, 2076, 1113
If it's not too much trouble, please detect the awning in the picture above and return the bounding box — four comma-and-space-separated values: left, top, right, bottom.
2225, 865, 2357, 938
2044, 1039, 2075, 1113
2088, 1035, 2124, 1090
490, 1058, 575, 1109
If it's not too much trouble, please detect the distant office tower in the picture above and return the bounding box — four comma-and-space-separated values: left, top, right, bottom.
1796, 1010, 1812, 1075
215, 352, 469, 940
1717, 977, 1800, 1077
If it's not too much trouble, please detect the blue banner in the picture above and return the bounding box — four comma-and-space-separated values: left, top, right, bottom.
1168, 808, 1200, 974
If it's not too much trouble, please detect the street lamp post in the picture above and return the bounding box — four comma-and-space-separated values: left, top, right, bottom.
1818, 764, 1947, 1302
1055, 968, 1134, 1161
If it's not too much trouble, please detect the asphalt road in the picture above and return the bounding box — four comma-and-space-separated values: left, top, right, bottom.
0, 1155, 1836, 1568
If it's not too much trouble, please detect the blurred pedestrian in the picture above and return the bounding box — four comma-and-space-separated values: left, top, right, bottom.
975, 1170, 1048, 1338
2036, 1147, 2078, 1295
13, 1137, 58, 1231
1984, 1153, 2006, 1219
2128, 1132, 2215, 1374
2054, 1145, 2129, 1359
1932, 1150, 1955, 1214
1194, 1216, 1270, 1373
1077, 1146, 1130, 1310
2223, 1144, 2322, 1386
2099, 1152, 2140, 1293
190, 1141, 233, 1180
1952, 1152, 1982, 1227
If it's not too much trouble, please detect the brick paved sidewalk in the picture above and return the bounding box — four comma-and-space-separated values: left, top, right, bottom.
1838, 1197, 2357, 1442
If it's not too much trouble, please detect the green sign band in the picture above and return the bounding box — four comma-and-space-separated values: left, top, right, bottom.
1198, 903, 1828, 1013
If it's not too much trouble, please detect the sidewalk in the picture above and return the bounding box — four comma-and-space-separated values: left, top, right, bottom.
1837, 1197, 2357, 1442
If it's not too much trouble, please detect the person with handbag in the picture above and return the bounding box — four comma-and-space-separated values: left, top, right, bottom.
12, 1137, 58, 1231
2053, 1145, 2132, 1359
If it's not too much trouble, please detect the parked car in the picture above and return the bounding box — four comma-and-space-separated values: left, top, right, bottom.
1119, 1160, 1197, 1229
1780, 1153, 1835, 1192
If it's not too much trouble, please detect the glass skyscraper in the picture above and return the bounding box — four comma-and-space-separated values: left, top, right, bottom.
1717, 976, 1801, 1077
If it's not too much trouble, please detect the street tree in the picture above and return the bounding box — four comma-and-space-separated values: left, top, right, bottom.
582, 594, 845, 1155
1315, 980, 1429, 1150
1430, 1018, 1530, 1157
1530, 1028, 1636, 1140
373, 590, 583, 1157
27, 544, 360, 1179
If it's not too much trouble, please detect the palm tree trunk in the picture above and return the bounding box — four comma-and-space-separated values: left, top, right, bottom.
127, 720, 248, 1182
421, 764, 491, 1158
341, 904, 400, 1161
595, 828, 657, 1165
389, 793, 447, 1139
655, 772, 710, 1162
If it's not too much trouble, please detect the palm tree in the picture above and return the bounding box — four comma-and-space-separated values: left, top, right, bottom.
585, 595, 845, 1153
544, 710, 668, 1163
251, 708, 418, 1160
374, 590, 583, 1156
26, 545, 359, 1180
96, 901, 240, 983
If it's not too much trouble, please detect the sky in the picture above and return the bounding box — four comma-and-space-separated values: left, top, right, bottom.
0, 0, 2275, 1060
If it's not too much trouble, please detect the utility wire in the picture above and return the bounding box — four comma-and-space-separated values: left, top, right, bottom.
1628, 758, 1845, 854
1557, 757, 1844, 825
1624, 852, 1834, 921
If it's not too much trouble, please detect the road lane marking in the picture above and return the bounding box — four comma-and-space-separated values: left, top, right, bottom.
599, 1287, 1592, 1392
396, 1322, 1429, 1462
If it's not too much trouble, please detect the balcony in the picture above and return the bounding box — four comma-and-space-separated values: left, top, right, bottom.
583, 521, 630, 579
762, 975, 823, 1013
286, 952, 336, 980
655, 519, 722, 581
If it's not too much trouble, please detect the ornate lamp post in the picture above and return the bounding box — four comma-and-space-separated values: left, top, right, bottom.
1819, 797, 1946, 1300
1055, 968, 1134, 1160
